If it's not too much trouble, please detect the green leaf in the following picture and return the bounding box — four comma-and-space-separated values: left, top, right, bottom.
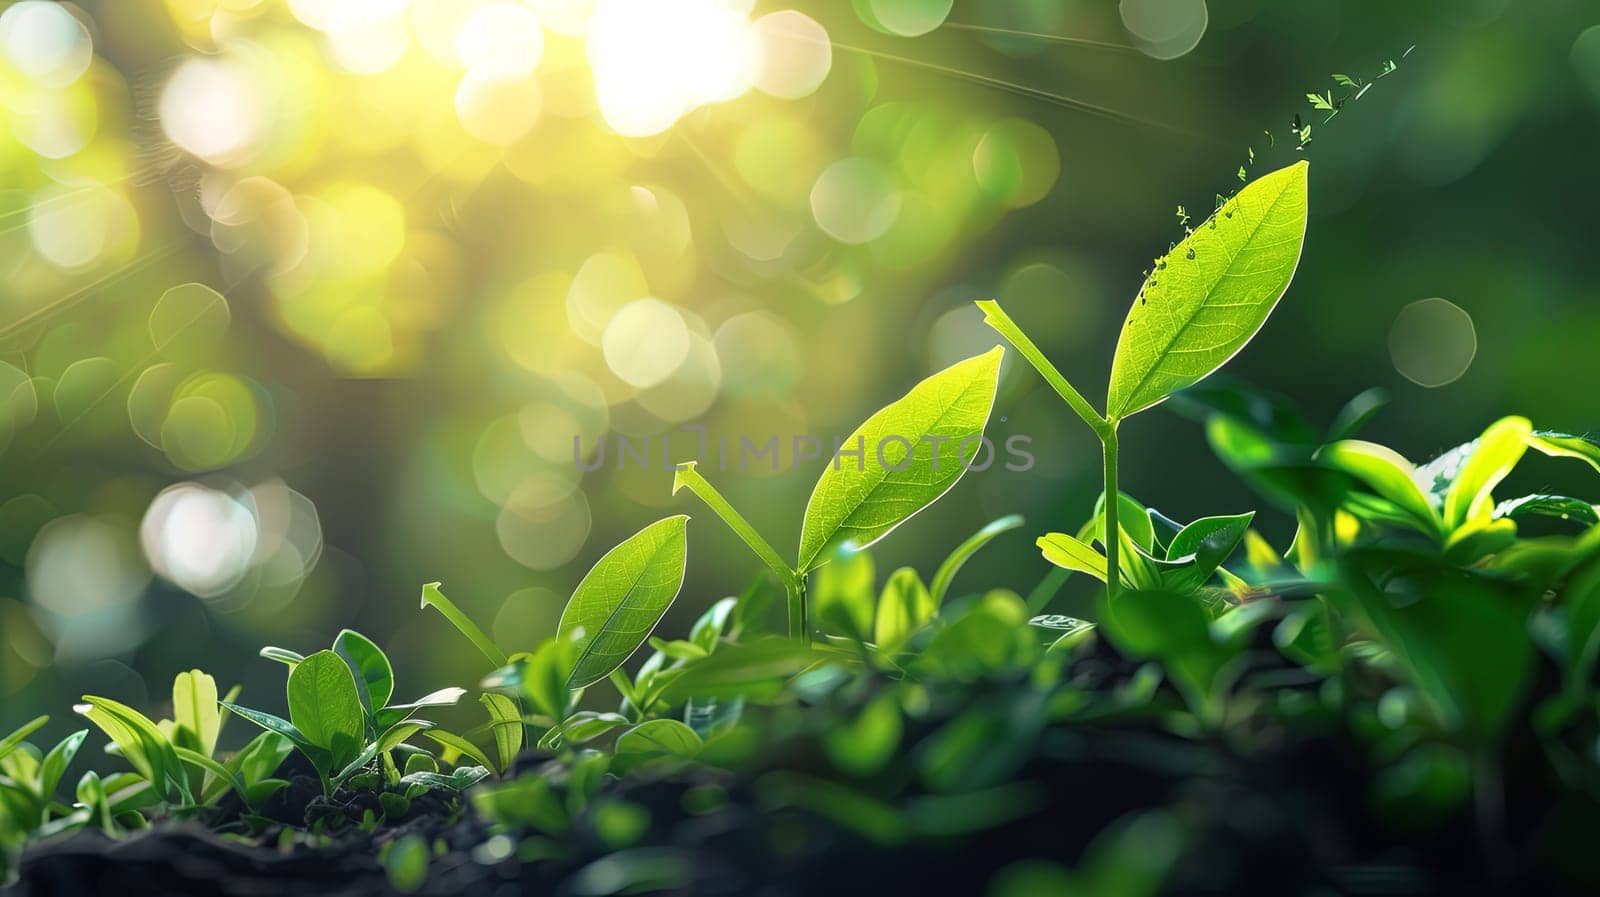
480, 694, 522, 773
1161, 512, 1254, 591
812, 546, 876, 641
1037, 533, 1108, 582
657, 637, 826, 703
419, 582, 507, 669
1106, 161, 1310, 420
334, 629, 395, 715
614, 719, 702, 763
219, 703, 317, 758
929, 514, 1023, 606
1327, 387, 1389, 441
74, 697, 189, 803
259, 646, 305, 667
148, 283, 230, 357
1319, 440, 1443, 538
1494, 494, 1599, 526
171, 670, 221, 757
286, 651, 367, 768
1530, 431, 1600, 475
39, 730, 87, 802
0, 716, 46, 762
797, 347, 1004, 572
874, 567, 934, 651
374, 687, 467, 730
536, 711, 629, 750
1442, 416, 1531, 530
376, 720, 434, 753
422, 729, 495, 773
558, 516, 690, 689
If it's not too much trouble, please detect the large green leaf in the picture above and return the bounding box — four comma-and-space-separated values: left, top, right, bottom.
1107, 161, 1310, 420
1494, 494, 1599, 526
558, 516, 690, 689
74, 696, 189, 803
797, 347, 1003, 572
1161, 512, 1254, 592
286, 650, 367, 767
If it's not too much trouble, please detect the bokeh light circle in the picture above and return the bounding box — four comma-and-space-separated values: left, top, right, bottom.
0, 1, 94, 87
744, 11, 831, 100
1119, 0, 1208, 60
857, 0, 953, 38
496, 476, 592, 570
140, 483, 260, 598
602, 298, 691, 388
456, 2, 545, 82
160, 56, 267, 166
973, 118, 1060, 208
1388, 298, 1477, 388
810, 157, 901, 244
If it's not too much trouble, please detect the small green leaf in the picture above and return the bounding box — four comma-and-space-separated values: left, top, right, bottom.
1529, 430, 1600, 475
1443, 416, 1531, 530
0, 715, 47, 762
259, 646, 305, 666
480, 694, 522, 773
420, 582, 506, 668
286, 651, 367, 768
1162, 512, 1255, 591
812, 546, 876, 641
658, 637, 825, 703
39, 729, 88, 801
75, 697, 189, 803
374, 687, 468, 730
1494, 494, 1599, 526
171, 669, 221, 757
149, 283, 230, 357
614, 719, 702, 763
422, 729, 495, 773
1319, 440, 1443, 538
537, 711, 629, 750
929, 514, 1023, 606
558, 516, 690, 689
1107, 161, 1310, 420
798, 347, 1004, 572
1037, 533, 1108, 582
376, 720, 433, 753
334, 629, 395, 715
874, 567, 934, 650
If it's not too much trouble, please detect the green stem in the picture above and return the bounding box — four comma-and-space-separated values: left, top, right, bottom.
672, 462, 807, 640
784, 575, 810, 645
1103, 425, 1120, 600
976, 300, 1108, 435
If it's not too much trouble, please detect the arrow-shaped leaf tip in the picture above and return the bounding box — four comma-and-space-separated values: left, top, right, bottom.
671, 461, 697, 495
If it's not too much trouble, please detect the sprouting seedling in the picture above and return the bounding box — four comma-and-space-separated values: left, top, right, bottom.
978, 161, 1310, 598
672, 348, 1005, 643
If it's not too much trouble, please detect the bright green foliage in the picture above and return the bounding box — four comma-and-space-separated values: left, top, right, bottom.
558, 515, 690, 688
420, 583, 507, 668
874, 567, 934, 651
1107, 161, 1309, 420
227, 630, 472, 794
798, 347, 1004, 572
930, 514, 1023, 606
287, 651, 368, 774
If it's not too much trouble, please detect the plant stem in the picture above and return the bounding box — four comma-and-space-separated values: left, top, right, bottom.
1103, 424, 1120, 600
784, 575, 810, 645
975, 300, 1108, 436
977, 299, 1123, 600
672, 462, 808, 640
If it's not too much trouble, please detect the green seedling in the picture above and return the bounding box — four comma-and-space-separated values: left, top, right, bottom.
227, 631, 473, 795
672, 348, 1005, 642
978, 161, 1310, 598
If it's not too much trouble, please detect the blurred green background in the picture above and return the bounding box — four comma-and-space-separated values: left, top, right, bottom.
2, 0, 1597, 737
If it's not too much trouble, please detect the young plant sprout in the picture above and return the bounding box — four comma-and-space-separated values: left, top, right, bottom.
978, 160, 1310, 598
671, 347, 1004, 642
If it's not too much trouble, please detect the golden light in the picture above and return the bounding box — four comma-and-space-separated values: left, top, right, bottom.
586, 0, 754, 137
160, 55, 268, 166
